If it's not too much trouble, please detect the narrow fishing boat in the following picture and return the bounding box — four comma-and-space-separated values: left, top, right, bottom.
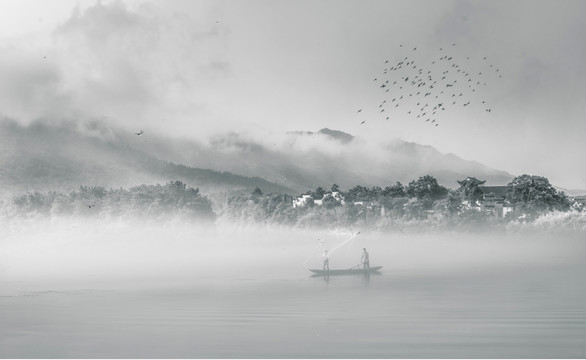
309, 266, 382, 276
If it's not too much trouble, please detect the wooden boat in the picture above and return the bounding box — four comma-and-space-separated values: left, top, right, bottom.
309, 266, 382, 276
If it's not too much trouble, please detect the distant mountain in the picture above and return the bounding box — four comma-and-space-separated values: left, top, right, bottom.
135, 128, 515, 192
0, 119, 515, 201
286, 128, 354, 143
288, 128, 354, 143
316, 128, 355, 143
553, 186, 586, 197
0, 119, 295, 200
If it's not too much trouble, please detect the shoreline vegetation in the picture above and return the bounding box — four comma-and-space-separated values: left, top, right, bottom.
1, 175, 584, 234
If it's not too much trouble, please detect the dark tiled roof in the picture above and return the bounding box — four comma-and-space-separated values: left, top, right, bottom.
457, 177, 486, 185
480, 186, 508, 197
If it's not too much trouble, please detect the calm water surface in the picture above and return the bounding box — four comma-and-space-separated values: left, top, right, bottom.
1, 262, 585, 358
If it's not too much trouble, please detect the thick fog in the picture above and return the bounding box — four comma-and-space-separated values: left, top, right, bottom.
2, 217, 584, 295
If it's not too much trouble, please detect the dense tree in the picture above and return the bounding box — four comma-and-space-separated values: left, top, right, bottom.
225, 192, 297, 225
11, 191, 51, 215
403, 197, 433, 218
344, 185, 383, 203
370, 186, 383, 200
433, 190, 464, 216
382, 182, 406, 198
506, 174, 570, 217
4, 181, 215, 221
322, 193, 342, 209
406, 175, 448, 200
345, 185, 370, 203
312, 186, 326, 200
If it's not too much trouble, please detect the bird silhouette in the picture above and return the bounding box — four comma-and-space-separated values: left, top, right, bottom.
359, 43, 499, 127
134, 130, 144, 136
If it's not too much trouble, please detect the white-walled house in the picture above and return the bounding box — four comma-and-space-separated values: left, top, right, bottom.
293, 194, 312, 208
292, 191, 346, 208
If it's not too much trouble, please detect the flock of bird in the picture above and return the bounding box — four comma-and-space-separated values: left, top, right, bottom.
358, 43, 502, 127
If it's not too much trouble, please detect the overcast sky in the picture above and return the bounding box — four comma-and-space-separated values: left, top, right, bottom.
1, 0, 585, 190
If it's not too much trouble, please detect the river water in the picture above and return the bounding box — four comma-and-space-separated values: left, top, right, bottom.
1, 224, 585, 358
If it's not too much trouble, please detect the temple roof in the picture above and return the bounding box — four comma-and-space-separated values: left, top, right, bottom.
457, 177, 486, 186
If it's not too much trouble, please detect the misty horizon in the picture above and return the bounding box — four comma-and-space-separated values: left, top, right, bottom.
1, 1, 586, 358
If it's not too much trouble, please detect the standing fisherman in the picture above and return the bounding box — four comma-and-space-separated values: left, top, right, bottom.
321, 250, 330, 271
361, 248, 370, 269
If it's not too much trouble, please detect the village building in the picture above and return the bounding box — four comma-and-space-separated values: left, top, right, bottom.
457, 177, 511, 217
456, 176, 485, 207
570, 195, 586, 211
479, 185, 511, 217
292, 191, 345, 208
292, 194, 312, 208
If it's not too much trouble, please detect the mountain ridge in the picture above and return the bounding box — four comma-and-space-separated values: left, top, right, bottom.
0, 119, 516, 199
0, 119, 295, 199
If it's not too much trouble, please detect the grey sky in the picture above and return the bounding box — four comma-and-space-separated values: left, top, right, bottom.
1, 0, 585, 189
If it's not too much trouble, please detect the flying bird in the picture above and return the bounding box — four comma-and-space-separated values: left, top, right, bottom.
134, 130, 144, 136
362, 43, 500, 127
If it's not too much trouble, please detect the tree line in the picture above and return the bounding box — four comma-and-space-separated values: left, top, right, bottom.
221, 174, 577, 230
1, 181, 215, 222
1, 175, 580, 230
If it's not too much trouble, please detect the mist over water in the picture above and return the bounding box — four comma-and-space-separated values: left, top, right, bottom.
2, 219, 583, 288
1, 219, 585, 358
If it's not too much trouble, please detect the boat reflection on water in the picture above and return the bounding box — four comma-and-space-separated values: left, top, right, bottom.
310, 266, 382, 287
309, 266, 382, 276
